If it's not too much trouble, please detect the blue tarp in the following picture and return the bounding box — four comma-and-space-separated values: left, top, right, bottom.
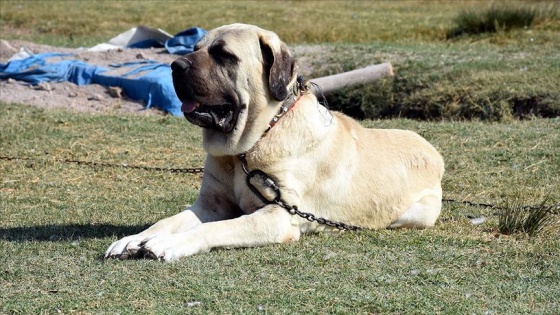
0, 27, 206, 116
0, 53, 103, 85
165, 27, 207, 55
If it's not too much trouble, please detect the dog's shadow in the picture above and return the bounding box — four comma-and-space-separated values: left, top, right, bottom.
0, 223, 151, 242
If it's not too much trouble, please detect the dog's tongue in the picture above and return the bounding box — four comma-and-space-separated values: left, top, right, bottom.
181, 100, 199, 113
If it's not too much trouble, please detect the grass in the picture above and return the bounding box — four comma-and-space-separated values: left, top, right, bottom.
498, 198, 558, 236
1, 1, 556, 47
311, 42, 560, 120
0, 1, 471, 46
1, 104, 559, 314
1, 0, 560, 313
447, 4, 559, 38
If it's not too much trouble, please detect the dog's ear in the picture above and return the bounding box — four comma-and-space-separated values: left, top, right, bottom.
259, 34, 296, 101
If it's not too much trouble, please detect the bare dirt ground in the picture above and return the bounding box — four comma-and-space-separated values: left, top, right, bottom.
0, 39, 318, 116
0, 39, 181, 116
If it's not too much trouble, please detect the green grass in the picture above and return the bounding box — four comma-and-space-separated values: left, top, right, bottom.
447, 4, 559, 38
1, 1, 560, 313
1, 104, 559, 314
498, 198, 558, 236
310, 42, 560, 120
1, 1, 557, 46
0, 1, 470, 46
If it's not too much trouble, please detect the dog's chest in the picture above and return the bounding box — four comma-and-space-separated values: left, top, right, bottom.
232, 157, 296, 214
232, 164, 268, 214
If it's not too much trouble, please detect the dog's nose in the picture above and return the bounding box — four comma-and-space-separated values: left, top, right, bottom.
171, 58, 192, 73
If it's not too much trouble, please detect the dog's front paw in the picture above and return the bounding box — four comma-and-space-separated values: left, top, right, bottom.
104, 234, 152, 260
142, 233, 205, 262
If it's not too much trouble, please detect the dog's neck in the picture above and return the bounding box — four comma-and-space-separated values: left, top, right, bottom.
265, 75, 311, 133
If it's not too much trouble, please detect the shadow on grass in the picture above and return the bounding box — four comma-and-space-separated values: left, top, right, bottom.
0, 223, 151, 242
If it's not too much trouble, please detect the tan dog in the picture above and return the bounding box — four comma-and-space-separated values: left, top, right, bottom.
105, 23, 445, 261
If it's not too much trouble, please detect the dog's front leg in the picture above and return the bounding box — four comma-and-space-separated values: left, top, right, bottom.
104, 206, 220, 260
141, 205, 300, 261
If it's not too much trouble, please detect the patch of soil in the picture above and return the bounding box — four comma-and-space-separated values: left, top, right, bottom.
0, 39, 179, 116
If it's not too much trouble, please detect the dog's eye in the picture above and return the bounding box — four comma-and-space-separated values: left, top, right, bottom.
209, 42, 239, 64
215, 51, 239, 64
211, 50, 238, 64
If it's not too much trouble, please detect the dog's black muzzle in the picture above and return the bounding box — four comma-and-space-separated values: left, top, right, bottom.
171, 57, 239, 133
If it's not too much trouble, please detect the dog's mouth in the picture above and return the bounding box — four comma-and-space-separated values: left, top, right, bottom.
181, 100, 238, 133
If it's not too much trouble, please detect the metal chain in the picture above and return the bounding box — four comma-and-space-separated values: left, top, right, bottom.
0, 155, 204, 174
274, 199, 360, 231
238, 154, 361, 231
443, 198, 560, 212
4, 155, 555, 218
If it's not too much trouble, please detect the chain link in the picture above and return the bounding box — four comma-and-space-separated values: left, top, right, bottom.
276, 200, 360, 231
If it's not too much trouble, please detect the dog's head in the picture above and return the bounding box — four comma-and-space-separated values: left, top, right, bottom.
171, 23, 296, 156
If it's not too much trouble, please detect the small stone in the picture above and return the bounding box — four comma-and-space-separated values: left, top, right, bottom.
476, 259, 487, 268
323, 251, 337, 260
185, 301, 201, 308
107, 86, 123, 98
88, 93, 104, 101
470, 216, 487, 225
34, 82, 53, 91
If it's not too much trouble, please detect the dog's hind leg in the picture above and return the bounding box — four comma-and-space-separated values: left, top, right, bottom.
389, 187, 442, 229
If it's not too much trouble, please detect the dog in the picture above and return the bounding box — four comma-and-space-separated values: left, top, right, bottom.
105, 23, 445, 261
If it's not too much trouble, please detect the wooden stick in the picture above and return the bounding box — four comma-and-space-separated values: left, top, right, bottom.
310, 62, 394, 94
